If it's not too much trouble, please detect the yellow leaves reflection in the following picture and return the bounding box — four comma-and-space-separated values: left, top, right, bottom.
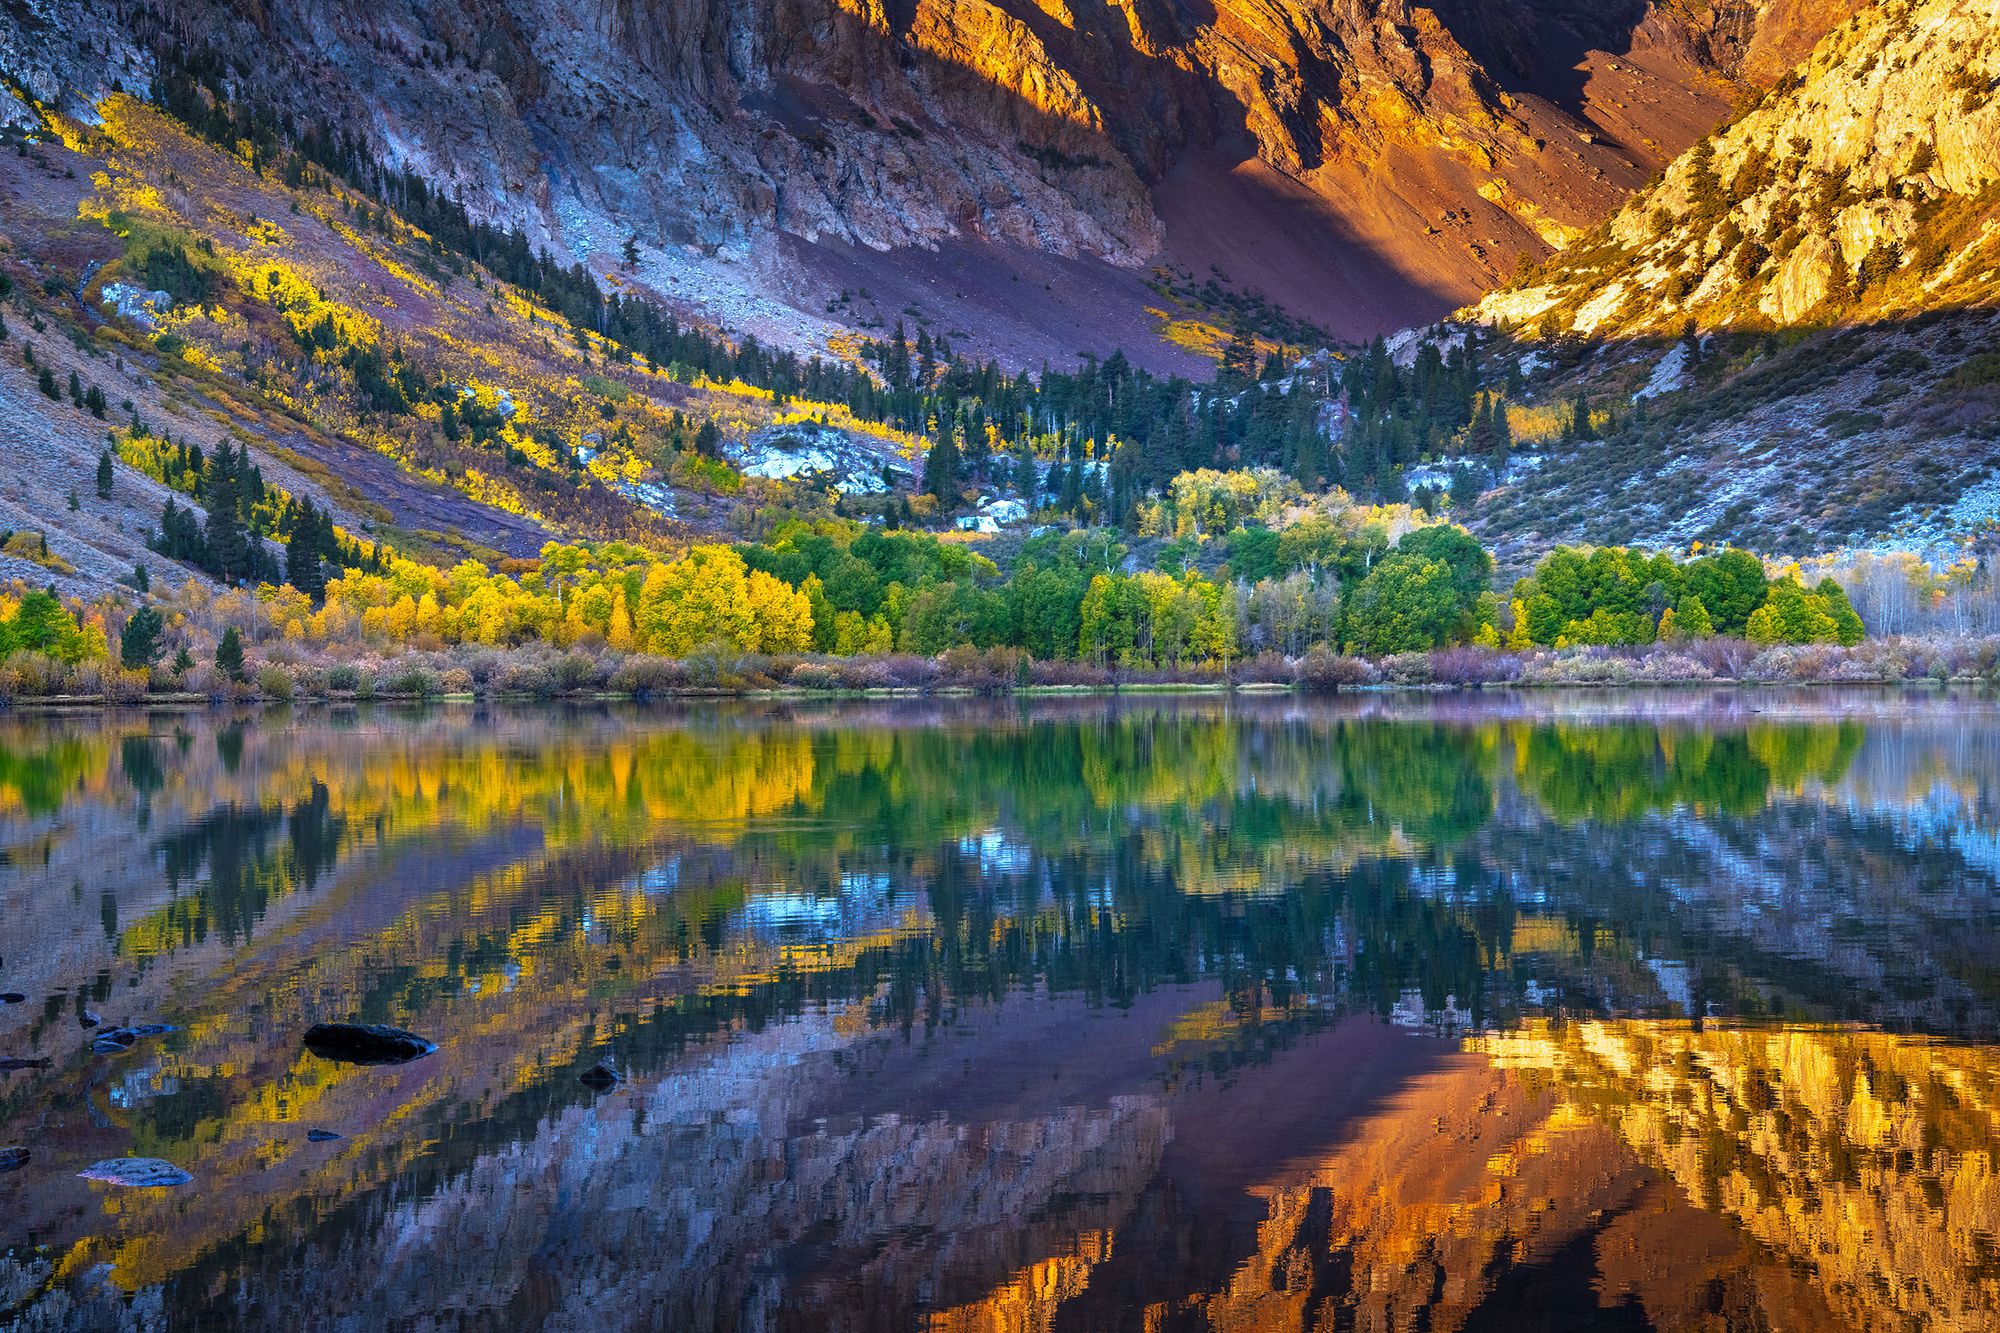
1474, 1020, 2000, 1333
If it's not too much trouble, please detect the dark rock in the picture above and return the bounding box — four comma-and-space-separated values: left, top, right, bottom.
91, 1023, 178, 1055
0, 1057, 52, 1072
77, 1157, 191, 1187
305, 1129, 342, 1142
579, 1060, 623, 1091
0, 1147, 26, 1173
0, 993, 25, 1004
80, 1009, 102, 1029
303, 1022, 436, 1065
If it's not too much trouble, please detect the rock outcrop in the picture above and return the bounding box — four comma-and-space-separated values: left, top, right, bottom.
0, 0, 1854, 344
1471, 0, 2000, 337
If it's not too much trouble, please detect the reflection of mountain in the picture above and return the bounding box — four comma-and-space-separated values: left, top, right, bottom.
164, 1013, 1172, 1331
1478, 1021, 2000, 1333
4, 696, 2000, 1328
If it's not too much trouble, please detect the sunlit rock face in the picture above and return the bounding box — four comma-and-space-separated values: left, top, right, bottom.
1472, 0, 2000, 337
1, 0, 1850, 337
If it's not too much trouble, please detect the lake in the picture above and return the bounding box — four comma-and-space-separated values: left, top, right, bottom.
1, 692, 1997, 1331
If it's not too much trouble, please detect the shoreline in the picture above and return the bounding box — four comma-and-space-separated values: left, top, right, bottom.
3, 674, 1988, 713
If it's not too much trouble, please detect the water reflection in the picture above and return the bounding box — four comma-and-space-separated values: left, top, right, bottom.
0, 693, 1997, 1330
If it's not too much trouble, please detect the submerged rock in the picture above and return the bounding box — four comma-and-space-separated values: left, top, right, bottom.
0, 993, 25, 1004
578, 1061, 623, 1091
303, 1023, 437, 1065
0, 1147, 26, 1172
91, 1024, 179, 1055
78, 1158, 192, 1188
305, 1129, 343, 1142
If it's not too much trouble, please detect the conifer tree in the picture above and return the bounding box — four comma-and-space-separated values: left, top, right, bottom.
96, 450, 114, 499
202, 440, 249, 581
120, 606, 165, 669
923, 430, 962, 506
286, 498, 328, 602
215, 626, 245, 681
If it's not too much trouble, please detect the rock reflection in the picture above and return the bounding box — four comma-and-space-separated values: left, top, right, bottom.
1, 693, 1998, 1330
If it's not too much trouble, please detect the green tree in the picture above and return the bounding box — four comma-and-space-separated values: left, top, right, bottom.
1219, 323, 1258, 386
1079, 573, 1139, 666
202, 440, 250, 582
1672, 593, 1715, 639
1009, 564, 1085, 660
96, 450, 115, 499
1746, 577, 1837, 645
285, 497, 327, 603
1395, 524, 1492, 612
0, 589, 86, 662
1683, 549, 1768, 636
215, 625, 246, 681
1342, 554, 1461, 655
1815, 578, 1865, 646
1013, 446, 1039, 505
923, 432, 962, 506
120, 606, 166, 669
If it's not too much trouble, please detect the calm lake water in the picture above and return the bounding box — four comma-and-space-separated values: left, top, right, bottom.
2, 692, 1999, 1331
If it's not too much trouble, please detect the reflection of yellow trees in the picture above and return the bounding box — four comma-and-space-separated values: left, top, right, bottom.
104, 726, 824, 961
1476, 1020, 2000, 1332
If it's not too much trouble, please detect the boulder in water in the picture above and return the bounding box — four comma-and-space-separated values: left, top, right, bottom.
0, 1057, 51, 1071
0, 993, 25, 1004
0, 1147, 26, 1172
305, 1129, 343, 1142
91, 1024, 179, 1055
579, 1060, 623, 1091
78, 1158, 191, 1187
303, 1023, 436, 1065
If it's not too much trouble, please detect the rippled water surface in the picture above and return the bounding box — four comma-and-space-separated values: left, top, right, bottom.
3, 692, 2000, 1331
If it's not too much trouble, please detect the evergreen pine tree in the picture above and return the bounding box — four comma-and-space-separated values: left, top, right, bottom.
120, 606, 165, 669
215, 626, 245, 682
202, 440, 248, 581
1220, 323, 1258, 387
922, 430, 962, 505
1014, 446, 1038, 503
96, 450, 114, 499
286, 498, 328, 602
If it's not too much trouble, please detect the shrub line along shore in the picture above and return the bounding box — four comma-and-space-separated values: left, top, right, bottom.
5, 636, 1998, 710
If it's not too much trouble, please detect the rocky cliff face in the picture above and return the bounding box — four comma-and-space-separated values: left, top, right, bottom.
1473, 0, 2000, 337
1, 0, 1851, 351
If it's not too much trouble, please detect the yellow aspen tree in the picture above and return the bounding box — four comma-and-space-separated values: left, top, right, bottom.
746, 569, 813, 653
608, 590, 636, 652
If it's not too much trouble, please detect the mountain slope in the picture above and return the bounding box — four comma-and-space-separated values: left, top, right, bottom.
2, 0, 1851, 362
1456, 0, 2000, 560
1474, 0, 2000, 335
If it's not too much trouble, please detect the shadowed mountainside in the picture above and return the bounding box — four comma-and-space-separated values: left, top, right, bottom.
0, 0, 1853, 357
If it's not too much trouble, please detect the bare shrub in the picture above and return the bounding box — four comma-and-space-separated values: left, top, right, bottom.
608, 656, 688, 697
1029, 658, 1115, 688
1295, 647, 1378, 692
1429, 646, 1523, 685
